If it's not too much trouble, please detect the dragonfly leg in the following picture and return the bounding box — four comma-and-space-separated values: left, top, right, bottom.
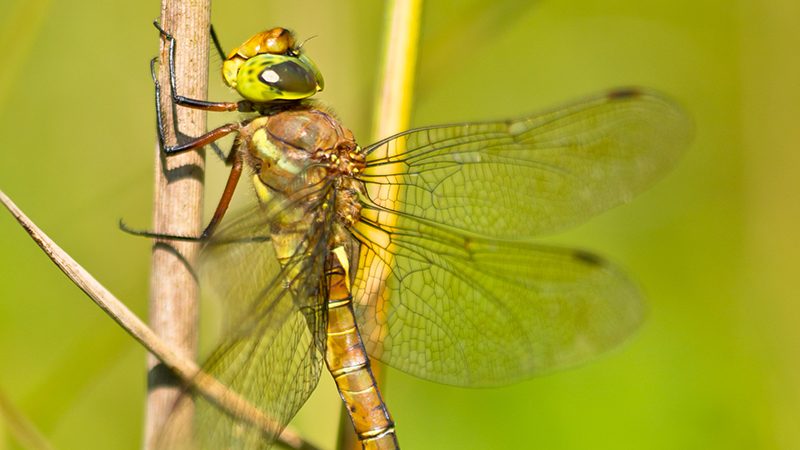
161, 121, 241, 156
152, 20, 244, 113
118, 219, 205, 242
123, 140, 243, 241
200, 145, 243, 239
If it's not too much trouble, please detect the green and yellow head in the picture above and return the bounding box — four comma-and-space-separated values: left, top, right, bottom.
222, 27, 324, 103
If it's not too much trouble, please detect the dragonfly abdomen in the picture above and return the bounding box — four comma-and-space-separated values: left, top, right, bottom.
326, 256, 398, 450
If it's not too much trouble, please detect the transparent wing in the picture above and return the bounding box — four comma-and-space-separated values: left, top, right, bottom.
156, 181, 334, 449
197, 205, 279, 334
350, 89, 683, 385
359, 88, 691, 238
351, 213, 643, 387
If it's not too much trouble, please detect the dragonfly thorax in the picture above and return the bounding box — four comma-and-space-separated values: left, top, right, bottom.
242, 109, 364, 197
239, 108, 365, 268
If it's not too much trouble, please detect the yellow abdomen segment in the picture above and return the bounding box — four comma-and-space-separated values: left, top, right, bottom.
325, 255, 398, 449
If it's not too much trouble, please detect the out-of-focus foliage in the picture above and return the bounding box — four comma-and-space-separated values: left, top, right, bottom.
0, 0, 797, 449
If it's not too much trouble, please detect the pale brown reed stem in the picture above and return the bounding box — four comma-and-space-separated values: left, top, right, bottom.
145, 1, 210, 448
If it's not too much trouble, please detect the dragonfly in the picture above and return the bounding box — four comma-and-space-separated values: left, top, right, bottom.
145, 21, 690, 450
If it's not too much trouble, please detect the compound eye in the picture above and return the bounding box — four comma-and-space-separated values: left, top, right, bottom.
259, 60, 317, 95
234, 53, 323, 102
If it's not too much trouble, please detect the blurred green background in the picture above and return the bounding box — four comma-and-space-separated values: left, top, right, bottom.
1, 0, 798, 449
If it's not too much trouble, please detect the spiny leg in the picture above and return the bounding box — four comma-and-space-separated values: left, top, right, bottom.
119, 220, 205, 242
153, 20, 243, 112
123, 139, 245, 240
200, 145, 244, 239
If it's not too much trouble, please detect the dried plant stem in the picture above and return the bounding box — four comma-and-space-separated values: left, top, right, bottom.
370, 0, 423, 141
146, 0, 210, 447
0, 190, 319, 450
338, 1, 422, 449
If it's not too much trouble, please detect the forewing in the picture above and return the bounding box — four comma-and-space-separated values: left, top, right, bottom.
156, 182, 334, 449
359, 88, 691, 238
351, 213, 643, 387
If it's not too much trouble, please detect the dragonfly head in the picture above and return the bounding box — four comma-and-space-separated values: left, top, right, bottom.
222, 27, 324, 103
